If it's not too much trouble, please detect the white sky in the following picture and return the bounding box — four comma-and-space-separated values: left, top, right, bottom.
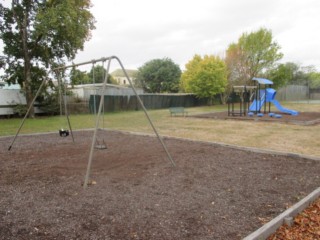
1, 0, 320, 72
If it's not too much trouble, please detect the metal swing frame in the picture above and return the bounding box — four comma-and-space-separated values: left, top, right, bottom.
8, 70, 74, 151
57, 71, 74, 140
51, 56, 176, 188
91, 60, 107, 150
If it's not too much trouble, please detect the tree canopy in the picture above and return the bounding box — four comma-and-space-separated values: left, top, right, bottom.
88, 65, 117, 84
0, 55, 5, 69
308, 72, 320, 89
264, 62, 320, 90
264, 63, 295, 89
181, 54, 227, 100
0, 0, 95, 117
226, 28, 283, 85
136, 58, 181, 93
70, 65, 117, 86
70, 68, 91, 85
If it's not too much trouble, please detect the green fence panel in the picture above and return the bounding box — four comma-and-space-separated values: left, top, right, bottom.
89, 94, 213, 112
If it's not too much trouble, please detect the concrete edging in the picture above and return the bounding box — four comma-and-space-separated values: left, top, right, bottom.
243, 187, 320, 240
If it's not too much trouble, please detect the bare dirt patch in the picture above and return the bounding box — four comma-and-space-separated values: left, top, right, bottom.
191, 111, 320, 125
0, 130, 319, 239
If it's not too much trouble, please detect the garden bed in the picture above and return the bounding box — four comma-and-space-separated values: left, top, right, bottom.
0, 130, 319, 239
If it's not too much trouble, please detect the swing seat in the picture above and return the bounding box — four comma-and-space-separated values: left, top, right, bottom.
95, 144, 107, 150
59, 129, 69, 137
95, 139, 107, 149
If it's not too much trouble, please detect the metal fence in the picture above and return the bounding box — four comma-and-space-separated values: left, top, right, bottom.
276, 85, 308, 101
276, 85, 320, 101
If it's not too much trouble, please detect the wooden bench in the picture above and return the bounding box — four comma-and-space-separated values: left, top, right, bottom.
169, 107, 188, 117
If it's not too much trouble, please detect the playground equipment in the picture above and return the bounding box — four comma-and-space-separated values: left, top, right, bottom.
249, 78, 298, 115
228, 77, 299, 116
227, 86, 256, 116
57, 72, 74, 140
59, 129, 70, 137
8, 56, 176, 188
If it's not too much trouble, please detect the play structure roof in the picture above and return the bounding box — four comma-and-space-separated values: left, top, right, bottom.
252, 77, 273, 85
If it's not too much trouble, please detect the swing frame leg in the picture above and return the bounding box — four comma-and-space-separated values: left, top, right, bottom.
84, 57, 175, 188
9, 72, 75, 151
52, 56, 175, 189
8, 79, 47, 151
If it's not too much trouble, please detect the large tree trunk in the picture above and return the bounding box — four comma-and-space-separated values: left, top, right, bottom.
20, 4, 35, 118
23, 58, 34, 118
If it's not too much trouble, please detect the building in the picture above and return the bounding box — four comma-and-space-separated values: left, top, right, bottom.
111, 69, 138, 86
69, 83, 144, 100
0, 83, 25, 116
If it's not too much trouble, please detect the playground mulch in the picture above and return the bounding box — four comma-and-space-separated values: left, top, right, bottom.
1, 130, 319, 240
191, 111, 320, 125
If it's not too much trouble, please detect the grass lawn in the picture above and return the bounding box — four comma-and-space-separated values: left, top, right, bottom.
0, 102, 319, 157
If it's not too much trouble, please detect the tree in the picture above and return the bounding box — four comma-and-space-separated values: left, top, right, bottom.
180, 54, 202, 93
308, 72, 320, 89
87, 65, 117, 84
0, 0, 95, 117
70, 68, 91, 86
0, 55, 5, 69
136, 58, 181, 93
181, 54, 227, 102
226, 28, 283, 85
264, 63, 295, 89
264, 62, 310, 88
264, 62, 320, 89
70, 65, 117, 86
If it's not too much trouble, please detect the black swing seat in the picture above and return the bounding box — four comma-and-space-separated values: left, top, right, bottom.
59, 129, 69, 137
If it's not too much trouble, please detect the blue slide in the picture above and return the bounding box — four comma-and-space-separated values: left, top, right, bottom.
249, 88, 299, 115
249, 99, 265, 112
270, 99, 299, 116
249, 90, 266, 112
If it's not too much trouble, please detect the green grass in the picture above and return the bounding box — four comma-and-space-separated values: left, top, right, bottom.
1, 103, 319, 157
0, 105, 227, 136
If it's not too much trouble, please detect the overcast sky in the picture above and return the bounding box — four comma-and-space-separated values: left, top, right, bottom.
1, 0, 320, 72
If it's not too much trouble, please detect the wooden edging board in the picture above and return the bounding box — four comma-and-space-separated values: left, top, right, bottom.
242, 187, 320, 240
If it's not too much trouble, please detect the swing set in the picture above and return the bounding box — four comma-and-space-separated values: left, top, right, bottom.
8, 56, 175, 188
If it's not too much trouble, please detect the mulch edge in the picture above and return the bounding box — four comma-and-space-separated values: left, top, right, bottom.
103, 129, 319, 161
243, 187, 320, 240
159, 133, 320, 162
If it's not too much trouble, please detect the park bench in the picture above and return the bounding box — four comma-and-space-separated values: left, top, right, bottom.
169, 107, 188, 117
